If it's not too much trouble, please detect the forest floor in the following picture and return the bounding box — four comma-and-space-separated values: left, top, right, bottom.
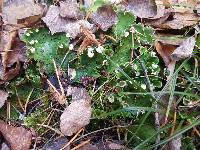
0, 0, 199, 150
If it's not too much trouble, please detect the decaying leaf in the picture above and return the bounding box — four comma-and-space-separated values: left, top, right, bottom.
2, 0, 44, 25
0, 30, 17, 69
91, 5, 118, 31
0, 121, 32, 150
59, 0, 81, 19
155, 41, 177, 66
155, 13, 200, 29
60, 87, 91, 136
78, 25, 100, 55
155, 35, 195, 65
67, 86, 92, 102
77, 143, 99, 150
42, 5, 94, 38
171, 36, 196, 61
0, 90, 8, 108
43, 137, 70, 150
122, 0, 157, 18
107, 141, 126, 150
0, 30, 26, 83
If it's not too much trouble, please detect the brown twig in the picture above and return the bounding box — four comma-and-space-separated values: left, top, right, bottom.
61, 128, 84, 150
71, 139, 90, 150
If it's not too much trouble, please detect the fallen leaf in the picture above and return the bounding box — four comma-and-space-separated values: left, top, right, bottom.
2, 0, 44, 25
0, 30, 17, 69
60, 87, 91, 136
155, 41, 177, 66
42, 5, 94, 38
5, 36, 27, 67
91, 5, 118, 31
171, 36, 196, 61
78, 25, 100, 55
59, 1, 81, 19
0, 90, 8, 108
107, 141, 126, 150
143, 10, 171, 27
67, 86, 92, 102
43, 137, 70, 150
155, 12, 200, 29
77, 143, 99, 150
0, 30, 26, 83
0, 121, 32, 150
122, 0, 157, 18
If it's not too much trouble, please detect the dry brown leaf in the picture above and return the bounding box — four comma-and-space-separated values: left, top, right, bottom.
107, 141, 126, 150
2, 0, 44, 25
171, 36, 195, 61
155, 41, 177, 66
0, 121, 32, 150
67, 86, 92, 102
59, 1, 81, 19
60, 87, 91, 136
77, 143, 99, 150
78, 25, 100, 55
0, 59, 20, 83
43, 137, 70, 150
0, 30, 17, 69
0, 30, 26, 83
91, 5, 118, 31
156, 12, 200, 29
42, 5, 94, 38
122, 0, 157, 18
0, 90, 8, 108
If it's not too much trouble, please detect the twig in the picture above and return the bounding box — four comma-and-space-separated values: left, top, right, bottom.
37, 124, 64, 136
15, 88, 25, 112
53, 60, 65, 96
61, 128, 84, 150
71, 139, 90, 150
170, 109, 177, 136
73, 125, 130, 144
24, 88, 34, 113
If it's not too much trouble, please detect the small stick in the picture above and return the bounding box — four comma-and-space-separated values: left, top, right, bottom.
61, 128, 84, 150
15, 88, 25, 112
37, 124, 64, 136
6, 101, 11, 125
71, 139, 90, 150
24, 88, 34, 113
170, 110, 177, 136
53, 60, 65, 97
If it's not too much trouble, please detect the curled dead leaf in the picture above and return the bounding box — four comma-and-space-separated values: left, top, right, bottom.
155, 41, 176, 66
171, 36, 196, 61
42, 5, 94, 38
59, 1, 81, 19
0, 90, 8, 108
60, 87, 91, 136
0, 121, 32, 150
91, 5, 118, 31
0, 30, 26, 83
122, 0, 157, 18
77, 143, 99, 150
155, 13, 200, 29
2, 0, 44, 25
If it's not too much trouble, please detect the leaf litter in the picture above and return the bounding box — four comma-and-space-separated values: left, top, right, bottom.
0, 0, 199, 149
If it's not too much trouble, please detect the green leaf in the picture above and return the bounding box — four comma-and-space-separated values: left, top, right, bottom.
113, 11, 136, 39
22, 28, 71, 74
